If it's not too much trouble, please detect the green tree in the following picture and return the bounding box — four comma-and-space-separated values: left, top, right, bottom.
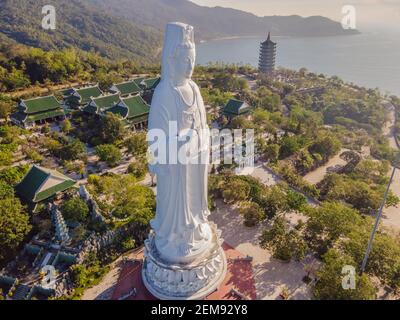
343, 230, 400, 290
0, 149, 13, 167
222, 178, 251, 204
313, 249, 377, 300
263, 185, 289, 219
286, 189, 307, 211
95, 144, 122, 167
260, 217, 308, 262
305, 202, 365, 256
59, 139, 86, 161
0, 198, 31, 263
60, 197, 89, 222
239, 201, 265, 227
0, 181, 14, 199
99, 113, 125, 144
125, 133, 147, 157
87, 174, 155, 229
127, 159, 148, 180
61, 119, 72, 134
0, 100, 13, 119
279, 135, 301, 159
309, 133, 341, 161
264, 144, 280, 163
0, 165, 29, 185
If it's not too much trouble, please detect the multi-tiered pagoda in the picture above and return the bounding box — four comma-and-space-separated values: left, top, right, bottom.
258, 32, 276, 74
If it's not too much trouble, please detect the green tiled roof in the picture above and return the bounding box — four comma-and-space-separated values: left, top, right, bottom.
223, 99, 251, 116
27, 109, 65, 122
107, 95, 150, 121
106, 104, 128, 119
15, 166, 48, 201
20, 95, 61, 114
11, 109, 65, 123
83, 94, 120, 114
75, 86, 103, 104
92, 94, 120, 109
82, 104, 98, 115
123, 95, 150, 119
133, 77, 160, 90
143, 77, 160, 90
114, 81, 141, 96
133, 78, 144, 87
15, 166, 76, 203
34, 180, 76, 203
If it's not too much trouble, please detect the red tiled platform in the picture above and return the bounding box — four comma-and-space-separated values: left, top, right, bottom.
111, 243, 257, 300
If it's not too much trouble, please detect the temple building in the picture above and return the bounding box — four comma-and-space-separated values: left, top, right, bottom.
65, 85, 103, 108
258, 32, 277, 74
15, 165, 76, 210
82, 93, 120, 115
109, 80, 142, 97
11, 95, 66, 128
223, 99, 252, 119
106, 95, 150, 130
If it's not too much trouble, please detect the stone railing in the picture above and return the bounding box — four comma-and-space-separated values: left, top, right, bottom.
75, 229, 118, 264
79, 185, 106, 223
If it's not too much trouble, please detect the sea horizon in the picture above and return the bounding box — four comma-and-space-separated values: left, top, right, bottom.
197, 30, 400, 96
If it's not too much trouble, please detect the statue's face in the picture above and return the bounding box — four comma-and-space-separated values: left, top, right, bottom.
173, 46, 195, 80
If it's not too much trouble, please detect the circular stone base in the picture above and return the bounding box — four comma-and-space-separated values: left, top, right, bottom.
142, 226, 227, 300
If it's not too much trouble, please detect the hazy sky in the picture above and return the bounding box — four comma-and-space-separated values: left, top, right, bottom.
192, 0, 400, 31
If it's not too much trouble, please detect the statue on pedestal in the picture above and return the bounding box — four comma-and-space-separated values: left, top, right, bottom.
142, 22, 227, 300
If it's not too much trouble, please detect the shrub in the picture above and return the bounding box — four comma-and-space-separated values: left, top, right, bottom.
127, 159, 148, 180
95, 144, 121, 167
260, 217, 308, 262
239, 201, 264, 227
60, 197, 89, 222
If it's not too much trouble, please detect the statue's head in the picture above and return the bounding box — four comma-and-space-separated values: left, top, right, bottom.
161, 22, 195, 85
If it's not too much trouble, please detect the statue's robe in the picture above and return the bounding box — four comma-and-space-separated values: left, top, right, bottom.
148, 79, 211, 262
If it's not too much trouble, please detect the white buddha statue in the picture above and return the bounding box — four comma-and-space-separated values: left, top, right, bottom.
143, 22, 226, 300
148, 22, 212, 264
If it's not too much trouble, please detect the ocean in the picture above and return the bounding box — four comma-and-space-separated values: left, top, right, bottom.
196, 32, 400, 96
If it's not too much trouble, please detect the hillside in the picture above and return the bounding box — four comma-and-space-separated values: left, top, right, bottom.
0, 0, 358, 62
90, 0, 359, 40
0, 0, 162, 62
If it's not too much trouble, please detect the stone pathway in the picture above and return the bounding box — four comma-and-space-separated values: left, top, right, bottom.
249, 164, 280, 186
381, 110, 400, 232
303, 149, 348, 185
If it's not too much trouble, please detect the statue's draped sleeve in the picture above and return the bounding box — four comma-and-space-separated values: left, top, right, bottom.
148, 85, 171, 176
